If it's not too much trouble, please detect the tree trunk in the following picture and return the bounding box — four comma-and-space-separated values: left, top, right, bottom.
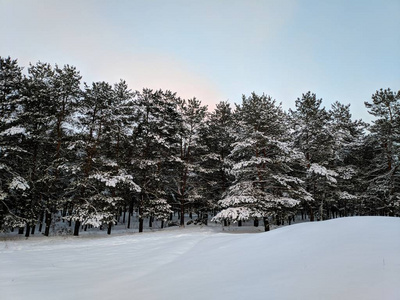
139, 195, 144, 232
18, 227, 24, 235
44, 211, 52, 237
180, 198, 185, 227
254, 218, 259, 227
25, 223, 30, 238
107, 222, 112, 235
62, 205, 67, 219
309, 206, 315, 222
139, 217, 144, 233
238, 220, 242, 227
38, 210, 44, 232
31, 225, 36, 235
127, 212, 131, 229
127, 199, 134, 229
74, 220, 80, 236
263, 217, 270, 232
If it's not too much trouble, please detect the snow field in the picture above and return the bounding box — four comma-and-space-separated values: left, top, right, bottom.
1, 216, 399, 300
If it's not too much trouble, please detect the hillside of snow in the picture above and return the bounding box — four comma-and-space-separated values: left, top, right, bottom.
1, 217, 399, 300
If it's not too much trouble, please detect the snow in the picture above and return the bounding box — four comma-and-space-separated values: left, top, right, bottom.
0, 126, 27, 136
89, 172, 141, 191
9, 176, 29, 191
308, 163, 338, 183
1, 217, 399, 300
213, 206, 262, 221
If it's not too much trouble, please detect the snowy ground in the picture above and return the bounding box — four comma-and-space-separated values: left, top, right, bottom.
1, 216, 399, 300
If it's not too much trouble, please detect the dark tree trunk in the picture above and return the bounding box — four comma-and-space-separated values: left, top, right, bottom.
310, 208, 315, 222
139, 217, 144, 233
38, 210, 44, 232
254, 218, 259, 227
180, 198, 185, 226
138, 193, 144, 233
149, 216, 153, 228
107, 222, 112, 235
161, 220, 164, 228
238, 220, 242, 227
25, 223, 30, 238
18, 227, 24, 235
127, 212, 131, 229
127, 199, 134, 229
263, 217, 270, 232
44, 211, 52, 237
31, 225, 36, 235
62, 205, 67, 219
74, 220, 80, 236
138, 194, 145, 232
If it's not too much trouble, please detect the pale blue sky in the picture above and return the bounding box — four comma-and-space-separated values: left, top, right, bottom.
1, 0, 399, 122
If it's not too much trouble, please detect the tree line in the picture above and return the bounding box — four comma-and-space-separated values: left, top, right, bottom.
1, 56, 399, 236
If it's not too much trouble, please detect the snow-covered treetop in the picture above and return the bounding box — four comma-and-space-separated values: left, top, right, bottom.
308, 163, 338, 183
90, 171, 141, 191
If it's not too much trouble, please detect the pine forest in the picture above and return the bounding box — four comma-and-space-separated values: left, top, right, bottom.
1, 56, 399, 237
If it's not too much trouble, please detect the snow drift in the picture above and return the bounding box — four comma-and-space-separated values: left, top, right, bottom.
1, 216, 399, 300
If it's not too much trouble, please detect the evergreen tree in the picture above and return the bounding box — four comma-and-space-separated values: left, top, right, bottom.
18, 61, 61, 236
0, 57, 29, 231
131, 89, 180, 231
41, 64, 82, 236
174, 97, 207, 226
329, 101, 366, 217
197, 101, 235, 224
289, 92, 335, 221
68, 82, 139, 236
214, 93, 307, 230
363, 88, 400, 216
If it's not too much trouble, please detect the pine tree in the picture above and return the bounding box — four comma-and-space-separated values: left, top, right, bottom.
18, 61, 61, 236
40, 64, 82, 236
174, 97, 207, 226
289, 92, 335, 221
329, 101, 366, 217
130, 89, 180, 231
213, 93, 307, 230
197, 101, 235, 224
68, 81, 140, 236
0, 57, 29, 231
363, 88, 400, 216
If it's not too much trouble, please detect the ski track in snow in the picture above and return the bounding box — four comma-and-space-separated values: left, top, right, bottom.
1, 217, 399, 300
0, 228, 221, 300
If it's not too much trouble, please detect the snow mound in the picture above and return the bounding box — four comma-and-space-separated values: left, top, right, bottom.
1, 217, 399, 300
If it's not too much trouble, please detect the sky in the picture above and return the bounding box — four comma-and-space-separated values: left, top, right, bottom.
1, 0, 399, 122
